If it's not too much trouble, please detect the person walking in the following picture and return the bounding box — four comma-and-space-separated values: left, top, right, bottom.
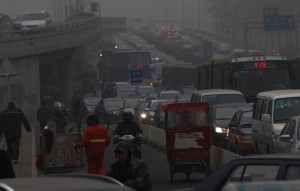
74, 113, 111, 175
36, 100, 50, 135
106, 142, 152, 191
0, 101, 32, 163
53, 102, 69, 134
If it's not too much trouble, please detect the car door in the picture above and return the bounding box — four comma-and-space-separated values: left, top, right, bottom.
274, 119, 295, 153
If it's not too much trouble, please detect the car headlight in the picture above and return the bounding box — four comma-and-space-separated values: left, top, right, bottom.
141, 113, 147, 119
215, 126, 227, 133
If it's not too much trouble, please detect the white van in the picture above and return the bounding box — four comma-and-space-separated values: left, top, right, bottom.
190, 89, 246, 105
252, 90, 300, 154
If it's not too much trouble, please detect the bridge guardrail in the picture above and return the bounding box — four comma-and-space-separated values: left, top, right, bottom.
0, 15, 99, 41
140, 124, 241, 172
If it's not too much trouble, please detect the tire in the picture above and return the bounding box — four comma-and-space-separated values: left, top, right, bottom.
169, 163, 174, 183
235, 140, 240, 155
254, 142, 260, 155
267, 145, 270, 154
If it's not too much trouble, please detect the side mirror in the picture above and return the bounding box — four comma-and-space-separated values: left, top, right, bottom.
261, 114, 271, 123
280, 134, 292, 142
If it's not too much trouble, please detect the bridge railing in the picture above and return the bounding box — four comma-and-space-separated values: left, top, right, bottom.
0, 14, 100, 41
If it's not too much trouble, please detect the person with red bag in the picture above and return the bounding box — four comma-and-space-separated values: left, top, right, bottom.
74, 113, 111, 175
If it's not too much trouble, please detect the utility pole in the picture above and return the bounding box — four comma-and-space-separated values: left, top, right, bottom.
182, 0, 185, 28
198, 0, 200, 30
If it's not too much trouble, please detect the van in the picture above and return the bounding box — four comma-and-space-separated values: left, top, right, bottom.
252, 90, 300, 154
190, 89, 246, 105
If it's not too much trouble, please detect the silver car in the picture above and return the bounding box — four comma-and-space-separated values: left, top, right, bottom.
273, 115, 300, 153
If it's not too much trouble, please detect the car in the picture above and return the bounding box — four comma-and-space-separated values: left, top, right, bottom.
94, 97, 124, 123
83, 96, 101, 113
210, 103, 252, 148
20, 11, 52, 30
191, 89, 246, 105
137, 85, 155, 99
0, 173, 134, 191
252, 90, 300, 154
157, 90, 181, 100
120, 98, 147, 117
273, 115, 300, 154
227, 108, 254, 155
192, 154, 300, 191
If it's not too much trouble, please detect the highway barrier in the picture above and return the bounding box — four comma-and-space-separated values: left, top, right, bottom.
141, 124, 240, 172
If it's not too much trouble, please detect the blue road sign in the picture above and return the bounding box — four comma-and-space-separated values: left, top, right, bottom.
263, 7, 295, 31
203, 40, 212, 59
130, 69, 143, 83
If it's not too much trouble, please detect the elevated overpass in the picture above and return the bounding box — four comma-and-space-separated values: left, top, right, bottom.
0, 14, 126, 119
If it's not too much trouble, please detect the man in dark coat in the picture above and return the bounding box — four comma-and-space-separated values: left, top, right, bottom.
36, 100, 50, 135
0, 101, 32, 163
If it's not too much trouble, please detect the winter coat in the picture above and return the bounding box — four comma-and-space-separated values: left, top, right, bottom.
106, 156, 152, 191
36, 105, 50, 123
114, 120, 142, 137
75, 124, 111, 174
0, 108, 31, 138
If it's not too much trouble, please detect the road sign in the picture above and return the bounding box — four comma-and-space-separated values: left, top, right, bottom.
263, 7, 295, 31
130, 69, 143, 83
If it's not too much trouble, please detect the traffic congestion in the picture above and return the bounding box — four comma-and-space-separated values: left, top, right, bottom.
2, 1, 300, 191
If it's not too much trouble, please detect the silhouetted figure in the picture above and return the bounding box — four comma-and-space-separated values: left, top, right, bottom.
0, 102, 31, 163
0, 150, 15, 179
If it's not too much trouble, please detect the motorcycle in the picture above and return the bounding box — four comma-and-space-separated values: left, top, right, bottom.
113, 134, 142, 159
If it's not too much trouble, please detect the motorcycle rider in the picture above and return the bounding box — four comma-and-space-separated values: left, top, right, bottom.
114, 111, 143, 158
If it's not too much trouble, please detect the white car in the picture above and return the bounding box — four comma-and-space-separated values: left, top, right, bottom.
21, 11, 52, 30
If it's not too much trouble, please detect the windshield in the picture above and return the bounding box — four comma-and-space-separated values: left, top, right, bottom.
235, 69, 290, 101
203, 94, 245, 104
84, 98, 100, 106
22, 13, 46, 21
240, 111, 253, 126
273, 97, 300, 123
168, 110, 209, 128
215, 107, 245, 120
104, 99, 123, 107
124, 99, 138, 108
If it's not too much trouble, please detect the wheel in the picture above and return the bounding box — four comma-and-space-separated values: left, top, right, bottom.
186, 173, 190, 180
267, 145, 270, 154
169, 163, 174, 183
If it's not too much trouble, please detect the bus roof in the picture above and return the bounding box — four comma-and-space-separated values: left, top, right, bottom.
231, 55, 287, 62
257, 89, 300, 100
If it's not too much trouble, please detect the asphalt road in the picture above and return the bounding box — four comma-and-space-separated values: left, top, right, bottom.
103, 124, 206, 191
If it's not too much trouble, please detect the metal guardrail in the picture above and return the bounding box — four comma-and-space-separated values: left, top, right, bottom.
140, 124, 241, 172
0, 15, 99, 41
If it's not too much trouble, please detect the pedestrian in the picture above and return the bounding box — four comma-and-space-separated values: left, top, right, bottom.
0, 101, 32, 163
36, 99, 50, 135
74, 113, 111, 175
0, 149, 15, 178
106, 142, 152, 191
53, 102, 69, 134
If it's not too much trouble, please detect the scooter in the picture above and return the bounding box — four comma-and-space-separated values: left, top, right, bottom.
113, 134, 142, 159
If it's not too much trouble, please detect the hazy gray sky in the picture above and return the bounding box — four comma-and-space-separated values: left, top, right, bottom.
0, 0, 214, 31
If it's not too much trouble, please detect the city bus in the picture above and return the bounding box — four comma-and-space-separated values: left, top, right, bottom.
196, 56, 291, 102
98, 49, 152, 82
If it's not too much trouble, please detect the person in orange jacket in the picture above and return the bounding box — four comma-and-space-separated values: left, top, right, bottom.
75, 113, 111, 175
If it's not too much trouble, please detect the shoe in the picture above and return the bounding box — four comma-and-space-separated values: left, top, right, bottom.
12, 160, 18, 164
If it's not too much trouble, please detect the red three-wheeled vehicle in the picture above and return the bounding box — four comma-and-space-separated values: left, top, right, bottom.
161, 102, 211, 183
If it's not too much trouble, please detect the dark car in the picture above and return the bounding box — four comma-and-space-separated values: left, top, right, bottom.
210, 103, 252, 148
94, 97, 124, 123
192, 154, 300, 191
227, 109, 254, 155
0, 173, 134, 191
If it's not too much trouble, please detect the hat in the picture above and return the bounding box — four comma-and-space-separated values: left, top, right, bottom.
115, 142, 131, 153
